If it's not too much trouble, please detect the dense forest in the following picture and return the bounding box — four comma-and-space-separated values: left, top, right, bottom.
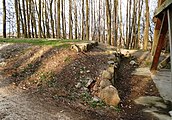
1, 0, 157, 50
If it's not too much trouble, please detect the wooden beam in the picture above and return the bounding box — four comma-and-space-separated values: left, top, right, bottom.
151, 18, 162, 56
158, 0, 166, 7
155, 0, 172, 17
151, 13, 168, 71
167, 6, 172, 87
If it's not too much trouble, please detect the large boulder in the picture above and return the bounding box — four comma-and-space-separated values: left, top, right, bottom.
90, 41, 98, 46
125, 51, 131, 58
71, 45, 81, 52
108, 55, 117, 61
102, 70, 112, 80
99, 85, 120, 106
99, 79, 112, 89
107, 66, 114, 74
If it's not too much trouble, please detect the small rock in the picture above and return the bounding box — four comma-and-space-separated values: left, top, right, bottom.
0, 62, 6, 67
107, 61, 115, 65
92, 84, 99, 91
80, 71, 84, 74
99, 85, 120, 106
92, 96, 100, 102
75, 82, 82, 89
106, 50, 117, 55
86, 70, 90, 73
102, 70, 112, 80
82, 87, 89, 91
130, 60, 137, 66
22, 86, 26, 90
60, 110, 64, 113
108, 55, 116, 61
169, 111, 172, 117
85, 78, 94, 88
0, 58, 5, 62
125, 51, 131, 58
99, 80, 112, 89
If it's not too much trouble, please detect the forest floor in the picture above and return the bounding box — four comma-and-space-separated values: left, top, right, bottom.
0, 40, 166, 120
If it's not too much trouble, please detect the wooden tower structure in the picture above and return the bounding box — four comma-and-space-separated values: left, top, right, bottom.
151, 0, 172, 85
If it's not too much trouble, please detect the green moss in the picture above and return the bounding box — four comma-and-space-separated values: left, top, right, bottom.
0, 38, 82, 48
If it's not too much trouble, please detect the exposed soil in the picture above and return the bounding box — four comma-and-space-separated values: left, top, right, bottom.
0, 43, 160, 120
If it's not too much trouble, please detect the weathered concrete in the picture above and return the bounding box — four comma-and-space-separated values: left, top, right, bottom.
132, 67, 172, 102
135, 96, 172, 120
151, 69, 172, 102
132, 67, 151, 76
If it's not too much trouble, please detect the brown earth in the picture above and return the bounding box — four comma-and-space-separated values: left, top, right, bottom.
0, 43, 160, 120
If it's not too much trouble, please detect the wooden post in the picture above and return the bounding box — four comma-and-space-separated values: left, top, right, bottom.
167, 6, 172, 87
151, 18, 162, 56
150, 13, 168, 71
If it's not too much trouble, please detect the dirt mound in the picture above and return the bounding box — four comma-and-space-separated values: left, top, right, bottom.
0, 43, 161, 120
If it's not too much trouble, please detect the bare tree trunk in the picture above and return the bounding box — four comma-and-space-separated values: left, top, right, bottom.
26, 0, 31, 38
32, 0, 38, 38
82, 0, 85, 40
57, 0, 61, 38
143, 0, 149, 50
137, 0, 143, 49
69, 0, 73, 39
125, 0, 129, 48
103, 0, 106, 43
130, 0, 136, 48
50, 0, 55, 38
127, 0, 132, 48
74, 0, 78, 39
22, 0, 27, 37
119, 0, 123, 47
98, 0, 101, 42
45, 0, 50, 38
30, 0, 34, 38
86, 0, 89, 40
42, 1, 46, 38
15, 0, 20, 38
54, 0, 57, 37
114, 0, 118, 47
38, 0, 42, 38
106, 0, 111, 45
19, 0, 25, 37
3, 0, 6, 38
61, 0, 65, 38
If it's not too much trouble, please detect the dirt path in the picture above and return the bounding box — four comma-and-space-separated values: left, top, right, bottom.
0, 44, 74, 120
0, 87, 61, 120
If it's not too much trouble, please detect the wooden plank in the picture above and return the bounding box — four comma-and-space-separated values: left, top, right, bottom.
151, 13, 168, 71
155, 0, 172, 17
167, 6, 172, 87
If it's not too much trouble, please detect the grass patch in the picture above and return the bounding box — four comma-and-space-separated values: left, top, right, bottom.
0, 38, 82, 48
88, 100, 106, 108
111, 106, 122, 112
81, 92, 92, 101
39, 71, 56, 87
